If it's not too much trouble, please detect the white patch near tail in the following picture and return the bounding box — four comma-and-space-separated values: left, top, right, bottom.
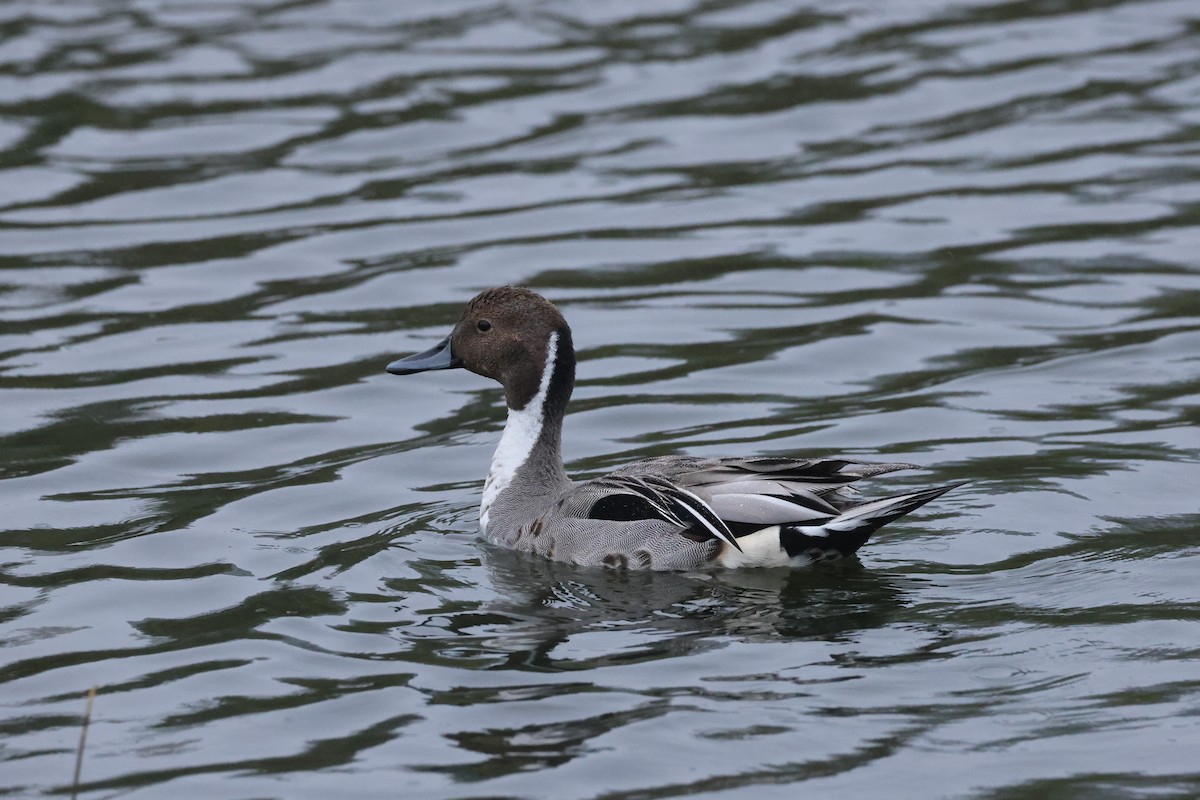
716, 483, 956, 568
480, 332, 557, 530
717, 526, 796, 568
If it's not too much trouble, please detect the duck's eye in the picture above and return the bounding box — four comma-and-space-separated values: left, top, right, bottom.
476, 319, 492, 332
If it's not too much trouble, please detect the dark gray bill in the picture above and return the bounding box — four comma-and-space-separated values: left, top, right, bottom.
386, 335, 462, 375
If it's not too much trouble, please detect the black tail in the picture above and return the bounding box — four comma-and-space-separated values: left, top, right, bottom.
780, 482, 964, 562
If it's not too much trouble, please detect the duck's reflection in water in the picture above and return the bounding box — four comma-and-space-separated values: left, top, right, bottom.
471, 544, 918, 672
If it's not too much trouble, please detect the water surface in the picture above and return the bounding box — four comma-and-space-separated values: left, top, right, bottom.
2, 1, 1199, 797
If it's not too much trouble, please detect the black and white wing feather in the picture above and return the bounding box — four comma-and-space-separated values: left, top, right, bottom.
579, 474, 743, 552
616, 456, 921, 531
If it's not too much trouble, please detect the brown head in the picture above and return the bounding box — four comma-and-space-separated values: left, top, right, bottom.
387, 286, 575, 412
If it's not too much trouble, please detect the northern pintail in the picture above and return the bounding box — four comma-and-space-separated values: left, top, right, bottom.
388, 286, 959, 570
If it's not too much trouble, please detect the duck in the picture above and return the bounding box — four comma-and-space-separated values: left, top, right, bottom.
387, 286, 960, 570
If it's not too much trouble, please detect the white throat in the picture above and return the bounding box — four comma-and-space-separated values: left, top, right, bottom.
480, 332, 558, 530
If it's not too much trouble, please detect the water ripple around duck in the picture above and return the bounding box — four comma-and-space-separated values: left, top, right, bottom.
2, 1, 1199, 797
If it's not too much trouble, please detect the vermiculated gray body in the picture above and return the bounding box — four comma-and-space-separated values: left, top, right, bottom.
484, 459, 720, 570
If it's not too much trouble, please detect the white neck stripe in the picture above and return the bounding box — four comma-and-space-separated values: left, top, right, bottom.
480, 332, 558, 529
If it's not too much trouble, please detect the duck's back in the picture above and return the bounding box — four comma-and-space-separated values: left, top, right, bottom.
484, 455, 951, 571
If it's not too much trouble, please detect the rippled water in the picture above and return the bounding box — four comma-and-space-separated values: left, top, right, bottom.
2, 1, 1199, 797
